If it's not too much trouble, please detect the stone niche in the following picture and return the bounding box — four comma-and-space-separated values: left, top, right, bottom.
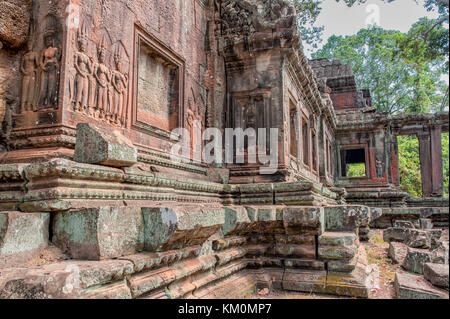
133, 26, 184, 138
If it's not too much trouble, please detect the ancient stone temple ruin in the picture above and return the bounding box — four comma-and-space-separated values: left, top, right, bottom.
0, 0, 448, 299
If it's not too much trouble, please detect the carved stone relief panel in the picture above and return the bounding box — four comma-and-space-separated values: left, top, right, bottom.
70, 19, 130, 127
19, 7, 62, 115
132, 27, 184, 139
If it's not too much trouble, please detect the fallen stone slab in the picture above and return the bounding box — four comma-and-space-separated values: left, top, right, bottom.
383, 227, 408, 243
424, 263, 449, 290
402, 247, 431, 275
389, 242, 408, 265
74, 123, 138, 167
404, 229, 432, 249
0, 212, 49, 257
395, 271, 449, 299
430, 241, 449, 265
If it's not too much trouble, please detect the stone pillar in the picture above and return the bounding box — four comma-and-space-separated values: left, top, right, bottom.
418, 130, 433, 197
430, 125, 443, 197
318, 116, 326, 179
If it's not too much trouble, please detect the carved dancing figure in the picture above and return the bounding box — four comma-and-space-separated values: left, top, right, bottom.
95, 36, 111, 119
20, 42, 38, 112
74, 22, 94, 112
39, 33, 61, 108
112, 47, 128, 125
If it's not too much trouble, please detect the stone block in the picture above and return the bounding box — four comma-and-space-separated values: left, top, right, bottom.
74, 123, 138, 167
53, 207, 143, 260
419, 219, 433, 230
327, 255, 358, 273
319, 232, 358, 247
282, 269, 327, 294
402, 247, 432, 275
318, 244, 358, 261
0, 212, 49, 257
389, 242, 408, 265
424, 263, 449, 289
267, 243, 316, 259
383, 227, 408, 243
283, 259, 325, 270
430, 241, 449, 265
404, 229, 432, 249
282, 207, 324, 235
143, 206, 225, 251
395, 271, 449, 299
324, 206, 371, 232
358, 226, 370, 242
221, 206, 251, 236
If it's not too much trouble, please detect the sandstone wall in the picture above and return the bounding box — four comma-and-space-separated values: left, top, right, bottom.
0, 0, 32, 145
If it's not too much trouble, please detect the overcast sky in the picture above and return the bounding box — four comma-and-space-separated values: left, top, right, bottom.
305, 0, 442, 54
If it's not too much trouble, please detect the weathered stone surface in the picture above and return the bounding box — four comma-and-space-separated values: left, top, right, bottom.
419, 219, 433, 230
142, 206, 225, 251
0, 212, 49, 257
0, 259, 134, 299
402, 247, 432, 275
282, 269, 327, 294
430, 241, 449, 265
319, 244, 358, 261
221, 206, 252, 236
81, 280, 132, 299
74, 123, 138, 167
282, 207, 325, 235
394, 220, 415, 229
0, 0, 31, 48
53, 207, 143, 260
358, 226, 370, 242
404, 229, 432, 249
389, 242, 408, 265
325, 206, 371, 232
395, 271, 449, 299
283, 259, 325, 270
424, 263, 449, 289
319, 232, 358, 247
327, 255, 358, 273
383, 227, 408, 243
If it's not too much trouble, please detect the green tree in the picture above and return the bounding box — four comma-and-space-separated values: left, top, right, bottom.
397, 136, 423, 198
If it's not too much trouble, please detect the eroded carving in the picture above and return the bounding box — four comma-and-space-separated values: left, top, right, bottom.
39, 15, 61, 109
20, 42, 39, 113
